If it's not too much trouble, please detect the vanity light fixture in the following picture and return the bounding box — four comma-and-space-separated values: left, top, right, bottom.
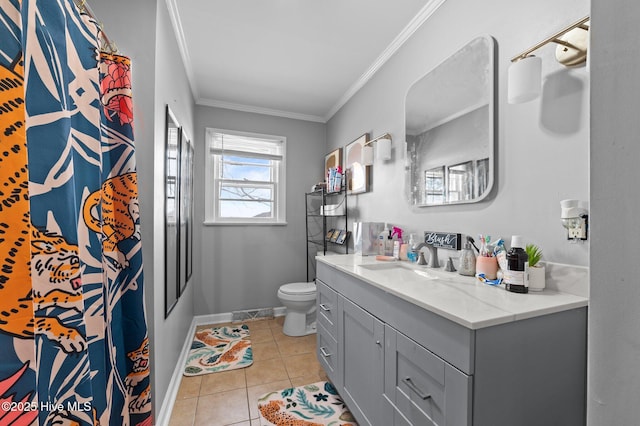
508, 16, 589, 104
362, 133, 392, 165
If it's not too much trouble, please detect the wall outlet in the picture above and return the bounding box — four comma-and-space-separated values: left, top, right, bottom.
567, 215, 588, 240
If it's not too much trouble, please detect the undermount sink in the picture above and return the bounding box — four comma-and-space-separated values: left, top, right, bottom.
358, 262, 441, 281
359, 262, 403, 271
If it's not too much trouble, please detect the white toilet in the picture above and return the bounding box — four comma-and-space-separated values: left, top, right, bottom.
277, 282, 317, 336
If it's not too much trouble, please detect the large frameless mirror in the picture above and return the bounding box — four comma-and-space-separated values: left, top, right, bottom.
405, 35, 495, 206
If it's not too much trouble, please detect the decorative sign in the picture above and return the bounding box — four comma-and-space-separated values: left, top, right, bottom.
424, 232, 462, 250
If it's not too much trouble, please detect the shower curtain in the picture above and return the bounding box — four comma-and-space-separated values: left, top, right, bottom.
0, 0, 151, 425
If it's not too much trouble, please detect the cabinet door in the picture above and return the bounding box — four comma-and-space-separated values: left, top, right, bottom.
338, 296, 385, 426
384, 326, 472, 426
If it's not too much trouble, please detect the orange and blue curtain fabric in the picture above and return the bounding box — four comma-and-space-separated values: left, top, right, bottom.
0, 0, 151, 424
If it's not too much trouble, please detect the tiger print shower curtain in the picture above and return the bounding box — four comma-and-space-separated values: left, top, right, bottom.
0, 0, 151, 425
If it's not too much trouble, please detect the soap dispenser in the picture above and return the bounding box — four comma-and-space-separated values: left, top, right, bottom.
385, 229, 394, 256
458, 242, 476, 276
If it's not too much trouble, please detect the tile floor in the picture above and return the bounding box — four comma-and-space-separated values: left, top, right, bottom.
169, 317, 326, 426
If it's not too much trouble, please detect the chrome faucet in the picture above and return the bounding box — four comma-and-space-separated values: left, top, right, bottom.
411, 242, 439, 268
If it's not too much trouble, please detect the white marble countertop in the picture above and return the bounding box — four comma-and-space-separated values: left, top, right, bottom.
316, 254, 589, 330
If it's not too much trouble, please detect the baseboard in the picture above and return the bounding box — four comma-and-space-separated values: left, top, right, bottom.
155, 317, 197, 426
155, 307, 286, 425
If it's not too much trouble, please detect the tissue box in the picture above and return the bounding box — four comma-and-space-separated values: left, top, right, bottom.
320, 204, 345, 216
353, 222, 385, 256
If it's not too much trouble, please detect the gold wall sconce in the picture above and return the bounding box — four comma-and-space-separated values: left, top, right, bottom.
508, 16, 589, 104
362, 133, 392, 165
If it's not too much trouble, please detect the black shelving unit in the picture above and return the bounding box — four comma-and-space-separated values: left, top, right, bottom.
305, 188, 348, 282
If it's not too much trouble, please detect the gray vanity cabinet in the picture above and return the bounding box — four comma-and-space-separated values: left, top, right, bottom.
316, 260, 587, 426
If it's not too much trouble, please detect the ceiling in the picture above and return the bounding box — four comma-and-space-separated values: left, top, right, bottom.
168, 0, 444, 122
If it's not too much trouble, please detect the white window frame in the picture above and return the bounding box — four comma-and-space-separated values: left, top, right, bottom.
204, 128, 287, 225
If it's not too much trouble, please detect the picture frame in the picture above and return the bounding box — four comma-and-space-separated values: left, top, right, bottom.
324, 148, 342, 182
345, 133, 370, 194
330, 229, 342, 243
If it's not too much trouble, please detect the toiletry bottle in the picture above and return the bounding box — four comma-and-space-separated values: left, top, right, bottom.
385, 229, 394, 256
504, 235, 529, 293
378, 226, 389, 255
392, 227, 404, 260
458, 242, 476, 276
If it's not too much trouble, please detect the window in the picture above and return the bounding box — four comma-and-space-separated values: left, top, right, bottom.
205, 128, 286, 224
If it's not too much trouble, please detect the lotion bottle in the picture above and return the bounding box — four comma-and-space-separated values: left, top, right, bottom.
377, 225, 389, 255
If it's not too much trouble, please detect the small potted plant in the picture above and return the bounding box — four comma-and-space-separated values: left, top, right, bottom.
526, 244, 545, 291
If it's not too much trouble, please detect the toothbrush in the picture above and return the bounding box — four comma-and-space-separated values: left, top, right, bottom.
479, 234, 487, 257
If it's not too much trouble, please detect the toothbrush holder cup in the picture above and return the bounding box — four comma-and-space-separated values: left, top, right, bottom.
476, 256, 498, 280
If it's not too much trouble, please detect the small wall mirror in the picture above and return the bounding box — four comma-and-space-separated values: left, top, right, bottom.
405, 35, 495, 206
165, 106, 180, 317
179, 129, 194, 296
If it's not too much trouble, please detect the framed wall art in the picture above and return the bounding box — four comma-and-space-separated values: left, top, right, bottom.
324, 148, 342, 183
345, 133, 370, 194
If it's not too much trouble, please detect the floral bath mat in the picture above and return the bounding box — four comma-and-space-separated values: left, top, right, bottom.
183, 324, 253, 376
257, 381, 358, 426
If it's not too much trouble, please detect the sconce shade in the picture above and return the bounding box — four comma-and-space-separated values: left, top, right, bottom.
508, 55, 542, 104
363, 145, 374, 166
377, 137, 392, 161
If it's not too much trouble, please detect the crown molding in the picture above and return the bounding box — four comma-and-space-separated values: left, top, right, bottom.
165, 0, 199, 99
197, 98, 327, 123
323, 0, 446, 121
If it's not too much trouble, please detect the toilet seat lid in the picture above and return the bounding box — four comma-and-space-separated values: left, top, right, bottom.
280, 282, 316, 295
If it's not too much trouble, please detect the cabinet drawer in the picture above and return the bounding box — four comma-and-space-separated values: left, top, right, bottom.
385, 326, 472, 426
317, 279, 338, 337
317, 322, 338, 383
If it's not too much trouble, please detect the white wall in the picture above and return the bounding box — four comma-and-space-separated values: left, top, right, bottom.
327, 0, 589, 267
589, 1, 640, 423
87, 0, 195, 418
193, 106, 326, 315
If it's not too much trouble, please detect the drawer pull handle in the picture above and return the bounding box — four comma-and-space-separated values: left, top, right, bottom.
319, 303, 331, 311
320, 347, 332, 358
376, 340, 381, 346
402, 377, 431, 400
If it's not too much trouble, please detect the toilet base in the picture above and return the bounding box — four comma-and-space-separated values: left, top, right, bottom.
282, 311, 317, 337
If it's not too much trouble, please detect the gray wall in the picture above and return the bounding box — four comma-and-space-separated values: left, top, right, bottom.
589, 1, 640, 423
87, 0, 195, 418
152, 0, 196, 415
327, 0, 589, 267
193, 106, 326, 315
